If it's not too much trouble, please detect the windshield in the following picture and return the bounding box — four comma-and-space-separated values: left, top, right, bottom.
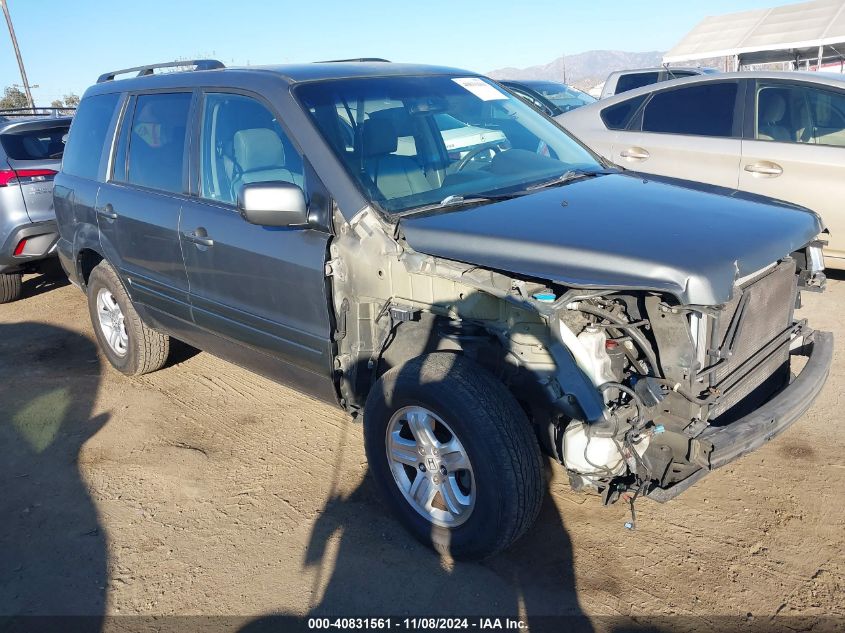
529, 82, 596, 108
296, 75, 601, 214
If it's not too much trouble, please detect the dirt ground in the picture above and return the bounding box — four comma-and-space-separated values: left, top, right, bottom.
1, 268, 843, 632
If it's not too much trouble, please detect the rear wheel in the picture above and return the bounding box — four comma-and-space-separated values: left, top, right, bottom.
87, 261, 169, 375
363, 353, 544, 560
0, 272, 22, 303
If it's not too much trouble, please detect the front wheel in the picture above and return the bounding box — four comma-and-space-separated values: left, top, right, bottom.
363, 353, 544, 560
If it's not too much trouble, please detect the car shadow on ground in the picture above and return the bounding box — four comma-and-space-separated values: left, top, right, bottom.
823, 268, 845, 282
239, 462, 675, 633
239, 467, 596, 633
18, 263, 71, 301
0, 322, 108, 628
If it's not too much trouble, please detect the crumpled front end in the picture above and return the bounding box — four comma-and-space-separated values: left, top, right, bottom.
536, 244, 832, 503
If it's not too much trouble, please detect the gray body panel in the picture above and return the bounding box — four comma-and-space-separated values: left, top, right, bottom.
96, 183, 192, 322
400, 173, 823, 306
179, 197, 333, 378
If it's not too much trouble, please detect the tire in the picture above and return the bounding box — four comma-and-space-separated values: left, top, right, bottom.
87, 261, 169, 375
364, 353, 544, 560
0, 272, 22, 303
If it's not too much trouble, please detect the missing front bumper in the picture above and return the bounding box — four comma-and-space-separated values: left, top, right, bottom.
648, 329, 833, 503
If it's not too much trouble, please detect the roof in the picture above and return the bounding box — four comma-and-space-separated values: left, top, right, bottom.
664, 0, 845, 65
89, 61, 475, 92
249, 62, 474, 82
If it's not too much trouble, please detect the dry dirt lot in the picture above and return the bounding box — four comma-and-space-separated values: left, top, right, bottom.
1, 269, 843, 632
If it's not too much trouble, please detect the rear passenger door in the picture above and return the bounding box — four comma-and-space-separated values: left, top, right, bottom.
97, 91, 193, 323
178, 91, 335, 399
739, 80, 845, 263
612, 80, 745, 189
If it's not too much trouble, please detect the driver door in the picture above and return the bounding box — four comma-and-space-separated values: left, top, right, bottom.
179, 90, 336, 402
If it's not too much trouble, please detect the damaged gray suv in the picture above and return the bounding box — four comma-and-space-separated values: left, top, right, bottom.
55, 60, 832, 559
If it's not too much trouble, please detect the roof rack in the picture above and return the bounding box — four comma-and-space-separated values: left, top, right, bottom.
97, 59, 225, 84
314, 57, 391, 63
0, 107, 75, 119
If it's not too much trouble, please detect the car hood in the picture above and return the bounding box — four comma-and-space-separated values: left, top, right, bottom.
399, 173, 823, 305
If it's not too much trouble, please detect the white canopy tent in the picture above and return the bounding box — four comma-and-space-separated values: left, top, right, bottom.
664, 0, 845, 70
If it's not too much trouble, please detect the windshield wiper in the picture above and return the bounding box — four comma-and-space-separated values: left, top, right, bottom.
526, 168, 615, 191
400, 192, 526, 216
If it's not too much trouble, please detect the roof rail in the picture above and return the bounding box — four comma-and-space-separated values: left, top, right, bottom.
97, 59, 225, 84
314, 57, 391, 63
0, 107, 76, 118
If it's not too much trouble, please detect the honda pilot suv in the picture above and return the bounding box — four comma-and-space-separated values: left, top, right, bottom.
55, 59, 832, 559
0, 111, 72, 302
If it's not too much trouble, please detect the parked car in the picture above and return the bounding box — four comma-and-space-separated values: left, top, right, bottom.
500, 80, 595, 116
0, 111, 73, 302
600, 66, 718, 99
559, 71, 845, 269
56, 60, 831, 559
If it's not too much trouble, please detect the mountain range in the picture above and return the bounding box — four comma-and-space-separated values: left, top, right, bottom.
488, 50, 668, 90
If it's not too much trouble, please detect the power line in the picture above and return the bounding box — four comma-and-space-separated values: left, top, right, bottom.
1, 0, 33, 108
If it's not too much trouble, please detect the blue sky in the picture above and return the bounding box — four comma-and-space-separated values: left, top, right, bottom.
1, 0, 790, 104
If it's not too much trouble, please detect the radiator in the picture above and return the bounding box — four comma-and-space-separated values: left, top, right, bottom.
708, 260, 797, 422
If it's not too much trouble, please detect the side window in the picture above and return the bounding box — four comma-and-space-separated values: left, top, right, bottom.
62, 93, 120, 180
126, 92, 191, 194
756, 83, 845, 147
615, 72, 660, 95
600, 95, 647, 130
641, 82, 738, 137
199, 93, 304, 204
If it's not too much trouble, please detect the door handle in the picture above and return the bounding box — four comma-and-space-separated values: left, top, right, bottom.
97, 203, 118, 220
182, 229, 214, 247
744, 162, 783, 177
619, 147, 650, 161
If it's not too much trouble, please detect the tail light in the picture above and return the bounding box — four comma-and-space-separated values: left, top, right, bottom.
0, 169, 57, 187
14, 238, 27, 256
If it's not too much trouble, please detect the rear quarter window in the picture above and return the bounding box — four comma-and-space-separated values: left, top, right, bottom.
0, 124, 70, 160
600, 95, 647, 130
62, 93, 120, 180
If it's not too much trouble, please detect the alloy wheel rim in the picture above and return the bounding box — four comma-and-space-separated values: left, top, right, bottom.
385, 405, 475, 527
96, 288, 129, 357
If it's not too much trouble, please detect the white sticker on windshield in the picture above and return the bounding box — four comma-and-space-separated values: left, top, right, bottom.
452, 77, 508, 101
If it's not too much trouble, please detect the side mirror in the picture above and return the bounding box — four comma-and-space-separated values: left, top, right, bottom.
237, 182, 308, 227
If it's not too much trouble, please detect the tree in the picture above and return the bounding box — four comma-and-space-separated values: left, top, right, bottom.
0, 86, 28, 110
50, 93, 80, 114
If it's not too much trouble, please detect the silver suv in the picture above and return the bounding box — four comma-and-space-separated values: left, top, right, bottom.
0, 110, 72, 302
599, 66, 718, 99
56, 60, 831, 559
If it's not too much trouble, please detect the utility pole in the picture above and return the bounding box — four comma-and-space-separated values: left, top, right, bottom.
1, 0, 33, 109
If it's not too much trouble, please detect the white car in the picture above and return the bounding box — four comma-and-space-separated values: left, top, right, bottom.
559, 71, 845, 268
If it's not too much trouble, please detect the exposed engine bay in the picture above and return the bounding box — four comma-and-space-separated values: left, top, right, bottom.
328, 205, 829, 507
